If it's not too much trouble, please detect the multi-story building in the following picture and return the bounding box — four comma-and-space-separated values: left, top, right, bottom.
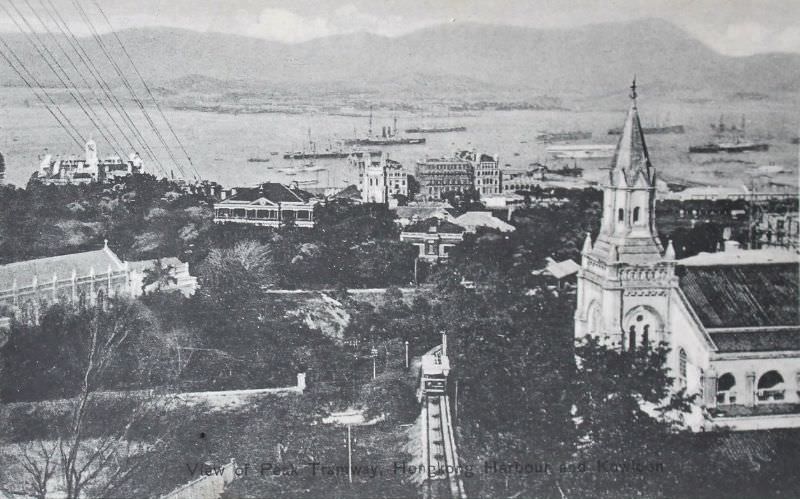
415, 156, 474, 201
213, 182, 318, 228
400, 218, 466, 262
349, 150, 408, 205
33, 140, 144, 186
457, 150, 502, 196
575, 85, 800, 431
755, 212, 799, 251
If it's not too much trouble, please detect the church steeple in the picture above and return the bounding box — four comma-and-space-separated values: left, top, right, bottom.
609, 77, 655, 190
589, 79, 663, 265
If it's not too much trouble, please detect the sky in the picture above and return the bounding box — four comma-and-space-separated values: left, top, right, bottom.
0, 0, 798, 56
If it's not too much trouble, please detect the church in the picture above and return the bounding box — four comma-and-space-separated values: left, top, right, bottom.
574, 82, 800, 431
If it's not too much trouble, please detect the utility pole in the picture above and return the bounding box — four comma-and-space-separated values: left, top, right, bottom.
347, 425, 353, 484
371, 345, 378, 380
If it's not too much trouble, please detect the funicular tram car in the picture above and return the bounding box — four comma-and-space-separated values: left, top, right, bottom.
420, 345, 450, 397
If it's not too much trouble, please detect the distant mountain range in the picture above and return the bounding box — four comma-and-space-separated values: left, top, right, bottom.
1, 18, 798, 100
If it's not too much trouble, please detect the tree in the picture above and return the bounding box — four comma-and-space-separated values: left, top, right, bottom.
140, 259, 178, 295
564, 336, 699, 498
1, 299, 178, 499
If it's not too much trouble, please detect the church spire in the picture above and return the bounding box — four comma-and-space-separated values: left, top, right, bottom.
589, 79, 663, 266
610, 77, 653, 187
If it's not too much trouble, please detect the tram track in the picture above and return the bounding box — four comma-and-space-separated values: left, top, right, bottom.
422, 395, 466, 499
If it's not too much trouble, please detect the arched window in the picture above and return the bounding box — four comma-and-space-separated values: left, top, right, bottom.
633, 207, 640, 223
587, 302, 601, 335
618, 208, 624, 222
757, 371, 785, 402
678, 348, 687, 387
628, 325, 636, 351
717, 373, 736, 404
642, 324, 650, 346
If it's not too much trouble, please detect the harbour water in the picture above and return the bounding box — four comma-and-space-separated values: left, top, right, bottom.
1, 97, 797, 191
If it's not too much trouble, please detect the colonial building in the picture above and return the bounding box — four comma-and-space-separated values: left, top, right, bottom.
33, 140, 144, 185
574, 84, 800, 431
213, 182, 317, 228
415, 156, 474, 201
349, 150, 408, 205
0, 242, 131, 324
755, 212, 799, 251
456, 150, 502, 197
400, 218, 466, 262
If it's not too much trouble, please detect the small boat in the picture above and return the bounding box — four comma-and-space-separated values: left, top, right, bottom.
546, 144, 616, 159
270, 151, 279, 155
537, 131, 592, 142
689, 141, 769, 154
405, 126, 466, 134
608, 125, 684, 135
247, 157, 270, 163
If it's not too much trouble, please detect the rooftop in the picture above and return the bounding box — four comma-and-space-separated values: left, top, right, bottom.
402, 217, 465, 235
532, 257, 580, 280
0, 246, 125, 290
710, 329, 800, 353
679, 248, 799, 266
454, 211, 515, 233
677, 262, 799, 330
222, 183, 315, 204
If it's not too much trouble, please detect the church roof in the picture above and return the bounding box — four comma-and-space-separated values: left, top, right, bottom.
677, 262, 800, 330
609, 82, 654, 187
710, 329, 800, 353
0, 246, 126, 290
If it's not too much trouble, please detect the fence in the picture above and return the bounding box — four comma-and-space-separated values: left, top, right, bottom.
161, 459, 237, 499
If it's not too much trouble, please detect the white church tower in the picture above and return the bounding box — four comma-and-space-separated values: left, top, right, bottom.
362, 153, 388, 204
575, 80, 678, 350
84, 139, 99, 177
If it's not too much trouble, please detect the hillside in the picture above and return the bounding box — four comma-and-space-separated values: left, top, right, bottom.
0, 18, 798, 100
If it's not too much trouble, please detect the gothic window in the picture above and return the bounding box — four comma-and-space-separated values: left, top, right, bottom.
633, 207, 640, 223
678, 348, 687, 387
642, 324, 650, 346
618, 208, 624, 222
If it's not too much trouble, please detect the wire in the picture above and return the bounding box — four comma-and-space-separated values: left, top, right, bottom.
70, 0, 188, 179
92, 0, 201, 181
0, 34, 85, 148
1, 0, 126, 159
18, 0, 137, 155
38, 0, 167, 176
